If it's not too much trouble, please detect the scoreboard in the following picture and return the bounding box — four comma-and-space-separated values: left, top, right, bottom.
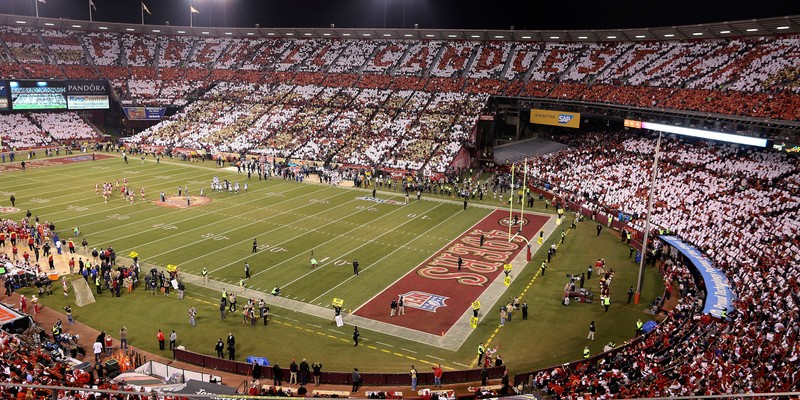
2, 80, 110, 111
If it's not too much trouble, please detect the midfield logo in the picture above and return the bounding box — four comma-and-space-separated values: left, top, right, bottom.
399, 291, 449, 312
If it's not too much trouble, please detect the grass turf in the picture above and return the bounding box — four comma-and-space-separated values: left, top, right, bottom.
2, 154, 663, 374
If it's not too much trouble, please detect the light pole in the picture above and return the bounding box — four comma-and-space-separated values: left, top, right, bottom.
634, 131, 662, 304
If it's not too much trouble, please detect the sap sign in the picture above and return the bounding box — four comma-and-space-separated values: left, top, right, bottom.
530, 109, 581, 129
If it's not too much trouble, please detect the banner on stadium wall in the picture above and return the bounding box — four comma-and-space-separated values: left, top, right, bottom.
124, 107, 167, 120
529, 109, 581, 129
66, 80, 109, 95
660, 236, 736, 318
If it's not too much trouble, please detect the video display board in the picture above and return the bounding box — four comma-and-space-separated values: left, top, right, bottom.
10, 80, 67, 110
6, 80, 110, 111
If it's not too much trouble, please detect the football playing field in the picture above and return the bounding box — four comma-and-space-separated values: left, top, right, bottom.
0, 154, 664, 373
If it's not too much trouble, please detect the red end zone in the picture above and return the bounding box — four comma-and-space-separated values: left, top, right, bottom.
354, 210, 549, 335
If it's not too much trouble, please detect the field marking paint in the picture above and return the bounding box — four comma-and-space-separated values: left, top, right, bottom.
348, 209, 494, 317
425, 354, 444, 360
313, 207, 469, 304
281, 202, 445, 290
470, 242, 547, 368
77, 180, 306, 240
108, 185, 332, 256
375, 341, 394, 347
9, 166, 222, 223
82, 180, 304, 237
10, 162, 213, 211
206, 193, 389, 274
240, 194, 412, 278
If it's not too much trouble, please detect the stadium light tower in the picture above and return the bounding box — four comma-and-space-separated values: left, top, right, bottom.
635, 131, 661, 304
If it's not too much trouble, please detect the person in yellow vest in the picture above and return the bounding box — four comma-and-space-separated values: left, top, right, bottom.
477, 343, 486, 365
636, 319, 643, 336
603, 296, 611, 312
583, 346, 590, 359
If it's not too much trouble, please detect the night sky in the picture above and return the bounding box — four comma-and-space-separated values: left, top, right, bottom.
2, 0, 799, 31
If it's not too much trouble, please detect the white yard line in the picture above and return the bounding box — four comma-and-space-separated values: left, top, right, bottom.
203, 193, 381, 274
311, 207, 467, 304
8, 167, 214, 221
84, 183, 311, 242
277, 202, 444, 287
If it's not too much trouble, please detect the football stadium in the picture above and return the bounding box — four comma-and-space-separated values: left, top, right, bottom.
0, 0, 799, 398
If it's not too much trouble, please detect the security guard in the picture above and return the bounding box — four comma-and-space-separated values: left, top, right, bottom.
52, 320, 62, 341
540, 262, 547, 276
477, 343, 486, 365
720, 308, 728, 320
603, 296, 611, 312
636, 319, 643, 336
583, 346, 590, 359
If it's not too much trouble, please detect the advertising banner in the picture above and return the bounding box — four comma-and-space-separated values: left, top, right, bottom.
67, 95, 110, 110
65, 80, 109, 95
530, 109, 581, 129
660, 236, 736, 318
124, 107, 167, 120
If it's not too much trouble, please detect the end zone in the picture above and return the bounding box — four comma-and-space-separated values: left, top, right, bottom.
354, 210, 551, 336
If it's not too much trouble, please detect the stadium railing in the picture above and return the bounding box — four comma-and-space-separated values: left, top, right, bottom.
173, 348, 505, 386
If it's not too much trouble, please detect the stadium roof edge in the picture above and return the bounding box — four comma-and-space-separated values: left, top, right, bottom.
2, 13, 799, 41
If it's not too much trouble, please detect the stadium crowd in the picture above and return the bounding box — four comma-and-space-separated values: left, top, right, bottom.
0, 24, 796, 125
510, 130, 800, 397
0, 20, 799, 398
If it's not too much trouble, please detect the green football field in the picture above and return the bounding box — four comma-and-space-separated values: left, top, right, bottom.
1, 154, 664, 374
